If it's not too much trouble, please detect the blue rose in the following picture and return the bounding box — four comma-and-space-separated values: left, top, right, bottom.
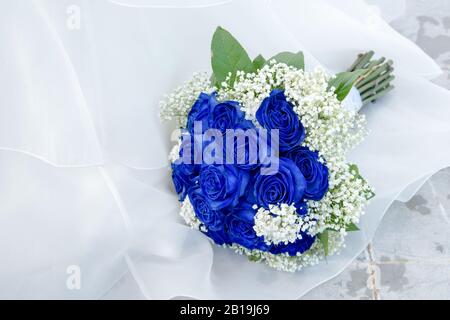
248, 158, 306, 209
188, 187, 223, 231
210, 100, 246, 133
203, 227, 231, 246
226, 202, 269, 251
284, 146, 329, 201
186, 92, 218, 134
171, 162, 198, 201
172, 172, 185, 199
256, 89, 305, 151
269, 234, 316, 256
200, 165, 249, 210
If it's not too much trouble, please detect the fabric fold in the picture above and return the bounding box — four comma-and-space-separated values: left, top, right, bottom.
0, 151, 127, 299
269, 0, 443, 78
0, 1, 104, 167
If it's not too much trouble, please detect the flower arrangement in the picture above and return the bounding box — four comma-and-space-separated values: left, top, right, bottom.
160, 27, 394, 272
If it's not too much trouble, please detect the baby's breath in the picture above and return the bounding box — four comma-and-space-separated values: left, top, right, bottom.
180, 198, 207, 233
159, 72, 214, 127
231, 231, 344, 272
254, 203, 313, 246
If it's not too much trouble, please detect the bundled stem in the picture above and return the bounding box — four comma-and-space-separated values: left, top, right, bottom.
347, 51, 395, 107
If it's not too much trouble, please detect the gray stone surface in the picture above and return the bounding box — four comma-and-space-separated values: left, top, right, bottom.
304, 169, 450, 300
303, 0, 450, 300
390, 0, 450, 89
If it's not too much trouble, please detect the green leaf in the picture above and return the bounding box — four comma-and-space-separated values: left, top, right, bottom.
247, 254, 261, 262
269, 51, 305, 70
329, 69, 365, 101
346, 222, 360, 232
318, 230, 329, 256
210, 73, 219, 88
211, 26, 254, 87
365, 189, 376, 201
349, 163, 361, 179
253, 54, 266, 70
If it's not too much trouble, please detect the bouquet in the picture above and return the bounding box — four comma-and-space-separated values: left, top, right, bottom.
160, 27, 394, 272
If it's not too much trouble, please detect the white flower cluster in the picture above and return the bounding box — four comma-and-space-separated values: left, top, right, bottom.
232, 231, 344, 272
307, 165, 374, 235
180, 198, 207, 233
168, 139, 182, 164
159, 72, 214, 126
180, 198, 345, 272
253, 203, 312, 245
217, 68, 274, 122
288, 70, 366, 164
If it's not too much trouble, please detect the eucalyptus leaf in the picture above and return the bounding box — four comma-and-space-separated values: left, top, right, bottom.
269, 51, 305, 70
318, 230, 329, 256
329, 69, 365, 101
253, 54, 266, 70
211, 26, 254, 87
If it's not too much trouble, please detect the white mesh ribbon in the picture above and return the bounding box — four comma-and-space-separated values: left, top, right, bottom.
341, 87, 364, 113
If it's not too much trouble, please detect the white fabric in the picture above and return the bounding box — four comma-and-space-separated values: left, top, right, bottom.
269, 0, 442, 79
0, 0, 449, 299
365, 0, 407, 23
341, 87, 363, 113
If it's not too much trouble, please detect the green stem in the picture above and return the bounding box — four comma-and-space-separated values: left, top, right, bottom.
358, 75, 395, 95
346, 52, 395, 108
347, 53, 364, 72
365, 57, 386, 70
356, 61, 393, 89
352, 51, 375, 70
362, 85, 394, 105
